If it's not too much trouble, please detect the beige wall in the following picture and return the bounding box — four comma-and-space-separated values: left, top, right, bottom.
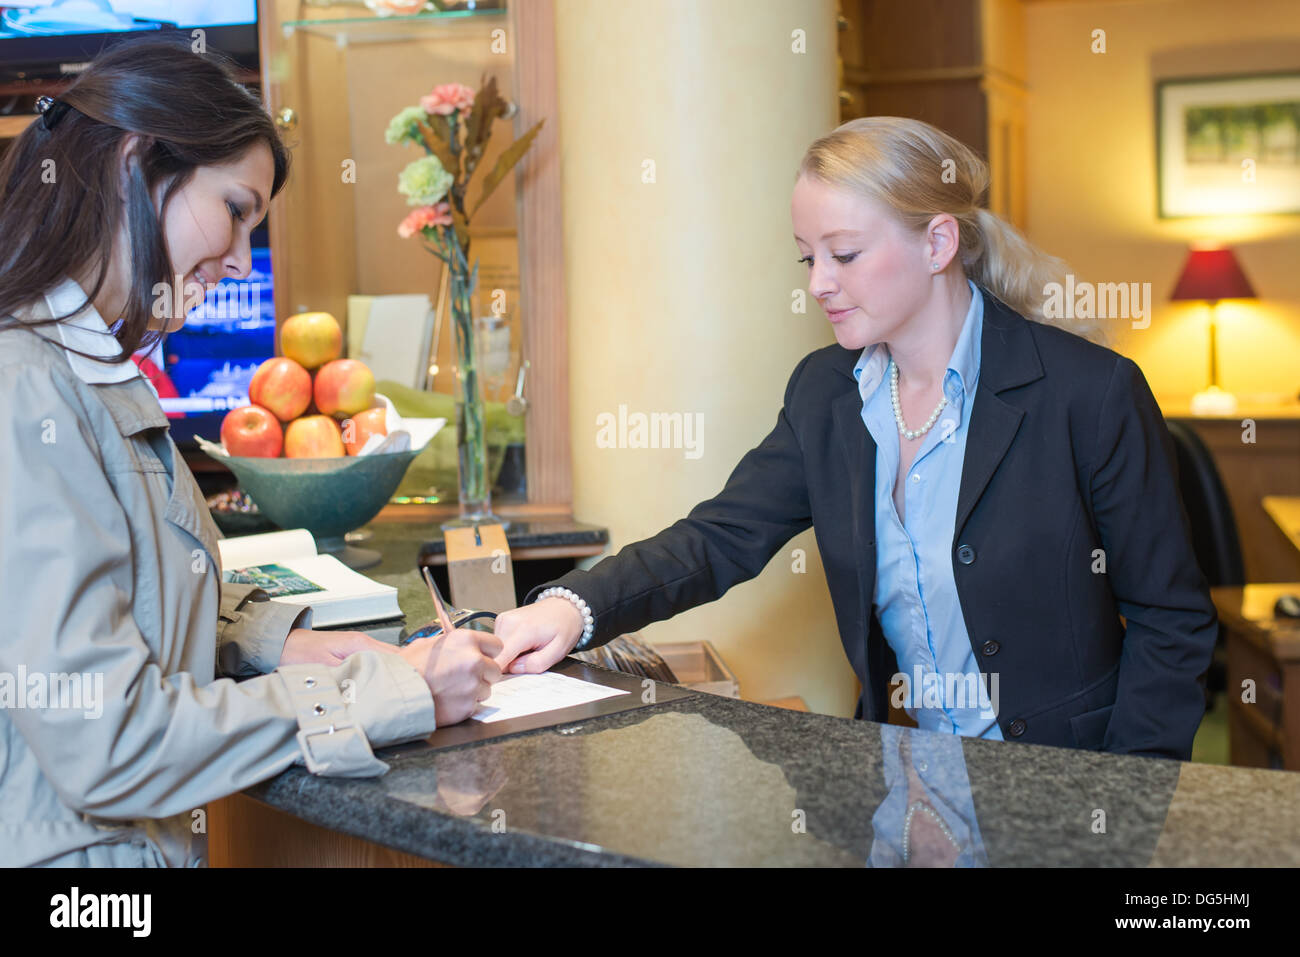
1023, 0, 1300, 405
554, 0, 859, 715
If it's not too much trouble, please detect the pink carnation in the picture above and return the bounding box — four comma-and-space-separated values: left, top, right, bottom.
397, 202, 453, 238
420, 83, 476, 117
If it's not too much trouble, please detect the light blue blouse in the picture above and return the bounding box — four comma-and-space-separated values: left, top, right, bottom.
852, 281, 1003, 739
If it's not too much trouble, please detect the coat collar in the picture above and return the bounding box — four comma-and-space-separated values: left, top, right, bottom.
40, 277, 149, 386
12, 281, 221, 573
16, 281, 168, 437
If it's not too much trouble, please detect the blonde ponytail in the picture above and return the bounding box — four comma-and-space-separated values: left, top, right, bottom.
969, 208, 1105, 343
797, 117, 1105, 344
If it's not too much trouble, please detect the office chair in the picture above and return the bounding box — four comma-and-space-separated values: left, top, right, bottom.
1165, 420, 1246, 709
1166, 421, 1246, 587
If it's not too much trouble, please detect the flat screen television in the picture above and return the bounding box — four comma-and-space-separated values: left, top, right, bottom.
0, 1, 259, 81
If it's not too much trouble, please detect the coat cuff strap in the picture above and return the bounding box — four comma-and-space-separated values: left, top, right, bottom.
277, 663, 388, 777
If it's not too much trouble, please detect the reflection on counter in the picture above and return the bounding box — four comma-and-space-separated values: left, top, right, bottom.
240, 687, 1300, 867
232, 524, 1300, 868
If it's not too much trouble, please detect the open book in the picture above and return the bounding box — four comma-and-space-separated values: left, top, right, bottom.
216, 529, 402, 628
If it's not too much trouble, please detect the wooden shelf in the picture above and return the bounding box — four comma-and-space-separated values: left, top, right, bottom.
373, 501, 569, 523
281, 6, 503, 44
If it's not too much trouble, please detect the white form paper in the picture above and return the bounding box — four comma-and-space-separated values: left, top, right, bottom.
471, 672, 629, 724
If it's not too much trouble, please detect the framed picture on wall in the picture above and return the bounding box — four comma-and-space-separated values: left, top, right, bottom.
1156, 72, 1300, 218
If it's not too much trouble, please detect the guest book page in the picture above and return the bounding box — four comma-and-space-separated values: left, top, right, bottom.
472, 672, 629, 724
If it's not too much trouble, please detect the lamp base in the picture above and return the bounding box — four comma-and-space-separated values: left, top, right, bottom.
1190, 385, 1238, 416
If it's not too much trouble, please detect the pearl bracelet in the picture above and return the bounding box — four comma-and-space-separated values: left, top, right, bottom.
537, 587, 595, 648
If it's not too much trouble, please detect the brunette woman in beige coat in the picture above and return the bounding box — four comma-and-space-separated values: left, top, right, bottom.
0, 40, 501, 867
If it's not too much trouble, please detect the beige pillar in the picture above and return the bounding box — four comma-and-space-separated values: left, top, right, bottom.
554, 0, 856, 715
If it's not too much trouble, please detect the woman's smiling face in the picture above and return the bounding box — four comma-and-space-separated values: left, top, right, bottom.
152, 141, 274, 332
791, 174, 932, 351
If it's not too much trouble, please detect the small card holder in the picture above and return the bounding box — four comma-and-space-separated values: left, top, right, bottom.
445, 523, 516, 613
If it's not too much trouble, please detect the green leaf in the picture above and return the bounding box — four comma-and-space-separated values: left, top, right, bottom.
470, 118, 545, 219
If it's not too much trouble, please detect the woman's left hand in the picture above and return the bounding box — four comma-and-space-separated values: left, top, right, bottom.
277, 628, 403, 668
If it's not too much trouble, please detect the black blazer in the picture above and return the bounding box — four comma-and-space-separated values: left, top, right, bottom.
527, 287, 1219, 760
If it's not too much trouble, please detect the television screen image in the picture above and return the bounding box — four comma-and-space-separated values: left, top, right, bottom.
135, 242, 277, 449
0, 1, 260, 80
0, 1, 256, 38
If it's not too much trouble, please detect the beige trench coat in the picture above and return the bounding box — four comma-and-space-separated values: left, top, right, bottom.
0, 279, 436, 867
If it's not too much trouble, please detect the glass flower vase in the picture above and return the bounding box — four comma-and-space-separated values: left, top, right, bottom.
441, 256, 502, 530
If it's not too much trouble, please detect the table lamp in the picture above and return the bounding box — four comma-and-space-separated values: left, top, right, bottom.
1170, 246, 1256, 416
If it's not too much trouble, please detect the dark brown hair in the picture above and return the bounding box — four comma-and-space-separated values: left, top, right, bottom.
0, 37, 290, 366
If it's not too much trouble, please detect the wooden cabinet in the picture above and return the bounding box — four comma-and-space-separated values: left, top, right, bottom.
1213, 585, 1300, 770
837, 0, 1028, 227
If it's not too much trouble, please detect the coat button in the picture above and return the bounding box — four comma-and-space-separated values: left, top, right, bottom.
981, 639, 1000, 656
957, 544, 976, 564
1008, 718, 1026, 737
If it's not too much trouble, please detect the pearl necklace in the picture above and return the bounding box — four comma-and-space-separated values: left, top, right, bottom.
889, 359, 946, 441
902, 800, 959, 864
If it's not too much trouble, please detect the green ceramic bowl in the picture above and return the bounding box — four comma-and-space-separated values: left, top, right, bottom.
208, 446, 424, 551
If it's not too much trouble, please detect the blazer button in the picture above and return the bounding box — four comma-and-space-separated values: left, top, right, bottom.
956, 544, 976, 564
1008, 718, 1026, 737
981, 639, 1000, 656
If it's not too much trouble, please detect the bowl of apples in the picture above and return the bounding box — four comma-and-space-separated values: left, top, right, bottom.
199, 311, 444, 568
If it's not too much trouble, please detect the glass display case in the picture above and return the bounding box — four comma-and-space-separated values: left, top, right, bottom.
257, 0, 568, 513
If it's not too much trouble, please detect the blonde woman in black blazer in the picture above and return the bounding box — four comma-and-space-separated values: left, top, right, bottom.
493, 117, 1217, 761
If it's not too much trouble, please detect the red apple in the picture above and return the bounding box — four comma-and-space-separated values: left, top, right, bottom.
314, 359, 376, 418
342, 406, 389, 455
248, 356, 312, 422
221, 404, 283, 458
283, 414, 345, 458
280, 312, 343, 371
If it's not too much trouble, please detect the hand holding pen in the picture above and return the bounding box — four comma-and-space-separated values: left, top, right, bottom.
394, 567, 504, 725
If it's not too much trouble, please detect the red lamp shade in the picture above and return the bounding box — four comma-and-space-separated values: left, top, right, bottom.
1170, 247, 1256, 302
